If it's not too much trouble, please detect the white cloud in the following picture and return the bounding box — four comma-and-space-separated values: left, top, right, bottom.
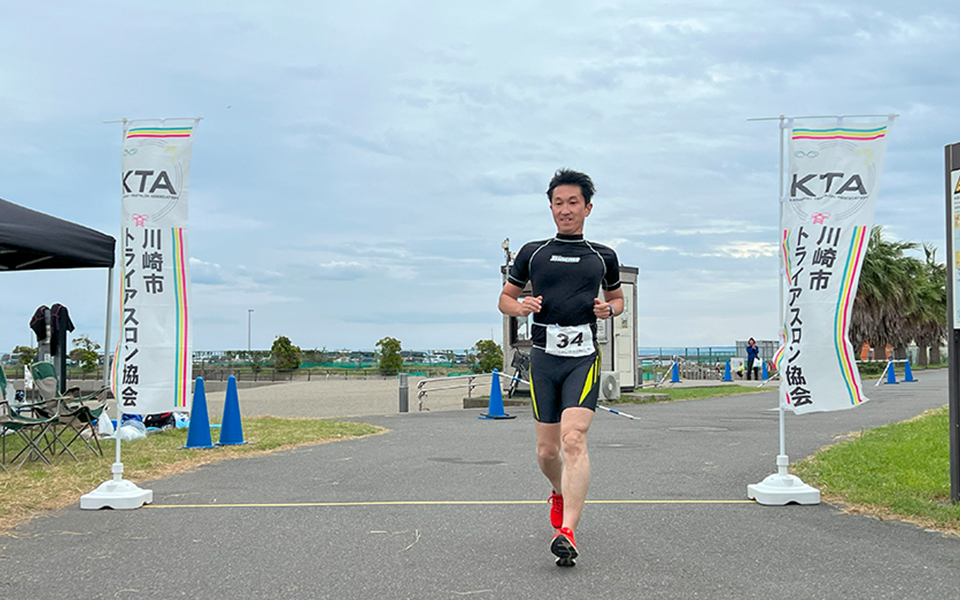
711, 241, 780, 259
0, 0, 955, 351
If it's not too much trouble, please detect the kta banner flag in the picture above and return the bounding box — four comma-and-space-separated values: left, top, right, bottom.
775, 117, 894, 414
114, 118, 199, 415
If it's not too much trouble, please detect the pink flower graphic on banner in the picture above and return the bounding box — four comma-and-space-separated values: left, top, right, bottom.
132, 214, 149, 227
810, 212, 831, 225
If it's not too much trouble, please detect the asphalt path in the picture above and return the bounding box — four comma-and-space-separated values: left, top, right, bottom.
1, 369, 957, 599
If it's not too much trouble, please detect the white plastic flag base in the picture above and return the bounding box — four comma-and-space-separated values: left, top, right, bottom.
80, 463, 153, 510
747, 455, 820, 506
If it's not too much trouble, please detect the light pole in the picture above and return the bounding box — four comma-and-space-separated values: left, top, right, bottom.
248, 309, 254, 352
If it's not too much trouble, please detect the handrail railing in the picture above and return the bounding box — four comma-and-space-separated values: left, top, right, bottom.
416, 373, 493, 411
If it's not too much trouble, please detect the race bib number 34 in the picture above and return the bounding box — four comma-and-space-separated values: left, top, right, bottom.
545, 324, 594, 357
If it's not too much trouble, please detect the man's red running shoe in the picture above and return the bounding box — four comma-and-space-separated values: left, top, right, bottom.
548, 491, 564, 530
551, 527, 578, 567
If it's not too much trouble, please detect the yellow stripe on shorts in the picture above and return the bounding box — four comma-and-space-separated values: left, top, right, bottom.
530, 375, 539, 420
578, 354, 600, 405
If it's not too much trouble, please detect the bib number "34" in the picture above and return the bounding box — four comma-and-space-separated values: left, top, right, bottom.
545, 324, 594, 357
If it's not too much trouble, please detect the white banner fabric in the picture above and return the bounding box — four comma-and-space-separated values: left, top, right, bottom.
114, 119, 198, 415
776, 118, 893, 414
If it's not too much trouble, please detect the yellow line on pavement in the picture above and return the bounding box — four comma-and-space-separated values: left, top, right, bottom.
146, 499, 754, 509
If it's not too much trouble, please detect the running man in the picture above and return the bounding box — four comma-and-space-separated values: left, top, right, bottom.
498, 169, 623, 566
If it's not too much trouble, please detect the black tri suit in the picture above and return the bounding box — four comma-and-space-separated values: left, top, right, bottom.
507, 233, 621, 423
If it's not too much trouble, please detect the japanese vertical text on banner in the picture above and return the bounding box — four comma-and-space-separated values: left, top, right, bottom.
777, 118, 893, 414
115, 119, 197, 415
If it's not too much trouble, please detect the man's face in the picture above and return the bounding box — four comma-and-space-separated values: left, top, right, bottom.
550, 184, 592, 235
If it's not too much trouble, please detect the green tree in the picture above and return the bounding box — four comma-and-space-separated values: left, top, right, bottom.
270, 336, 302, 371
70, 335, 101, 373
13, 345, 36, 367
376, 337, 403, 375
472, 339, 503, 374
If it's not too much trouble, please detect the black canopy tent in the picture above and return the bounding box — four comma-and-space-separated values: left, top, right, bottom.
0, 197, 116, 387
0, 197, 115, 271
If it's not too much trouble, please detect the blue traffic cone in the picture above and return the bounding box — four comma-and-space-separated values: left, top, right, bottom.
884, 360, 899, 385
217, 376, 249, 445
723, 359, 732, 382
762, 361, 769, 380
183, 377, 214, 449
671, 361, 681, 383
903, 360, 917, 383
480, 369, 516, 420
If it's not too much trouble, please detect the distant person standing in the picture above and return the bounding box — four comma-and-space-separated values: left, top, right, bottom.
746, 338, 760, 380
498, 168, 623, 567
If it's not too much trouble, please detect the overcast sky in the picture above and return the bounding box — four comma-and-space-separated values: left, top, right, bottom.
1, 1, 957, 354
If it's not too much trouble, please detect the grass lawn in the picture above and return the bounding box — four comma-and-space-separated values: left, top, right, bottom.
618, 383, 959, 534
0, 417, 383, 533
793, 406, 960, 534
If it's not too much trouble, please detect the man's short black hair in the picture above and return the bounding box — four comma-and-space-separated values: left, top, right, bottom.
546, 169, 596, 204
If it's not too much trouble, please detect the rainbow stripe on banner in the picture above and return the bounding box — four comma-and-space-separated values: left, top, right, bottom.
781, 229, 792, 286
172, 228, 190, 409
780, 229, 792, 405
773, 329, 786, 373
792, 126, 886, 141
834, 226, 868, 406
126, 126, 194, 139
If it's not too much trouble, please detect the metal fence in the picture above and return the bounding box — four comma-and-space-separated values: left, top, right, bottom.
638, 348, 737, 382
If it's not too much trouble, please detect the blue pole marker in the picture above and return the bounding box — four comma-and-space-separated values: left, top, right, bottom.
671, 361, 681, 383
762, 361, 769, 381
723, 359, 732, 382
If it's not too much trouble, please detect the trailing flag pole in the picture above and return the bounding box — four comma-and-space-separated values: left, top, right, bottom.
597, 405, 641, 420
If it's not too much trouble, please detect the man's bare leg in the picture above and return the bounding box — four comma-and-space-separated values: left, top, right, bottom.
558, 407, 594, 533
534, 421, 562, 493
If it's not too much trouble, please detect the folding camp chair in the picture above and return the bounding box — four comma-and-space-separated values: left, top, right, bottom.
0, 399, 59, 471
0, 367, 8, 405
28, 362, 109, 459
54, 387, 109, 457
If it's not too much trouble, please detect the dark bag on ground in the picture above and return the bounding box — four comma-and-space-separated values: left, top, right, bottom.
144, 412, 176, 429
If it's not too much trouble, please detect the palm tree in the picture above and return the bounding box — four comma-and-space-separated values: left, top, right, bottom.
908, 244, 947, 365
850, 227, 947, 364
850, 226, 920, 358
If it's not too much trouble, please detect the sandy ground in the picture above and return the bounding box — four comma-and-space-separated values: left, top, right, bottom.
42, 374, 490, 421
194, 373, 737, 421
91, 372, 735, 422
199, 375, 496, 420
